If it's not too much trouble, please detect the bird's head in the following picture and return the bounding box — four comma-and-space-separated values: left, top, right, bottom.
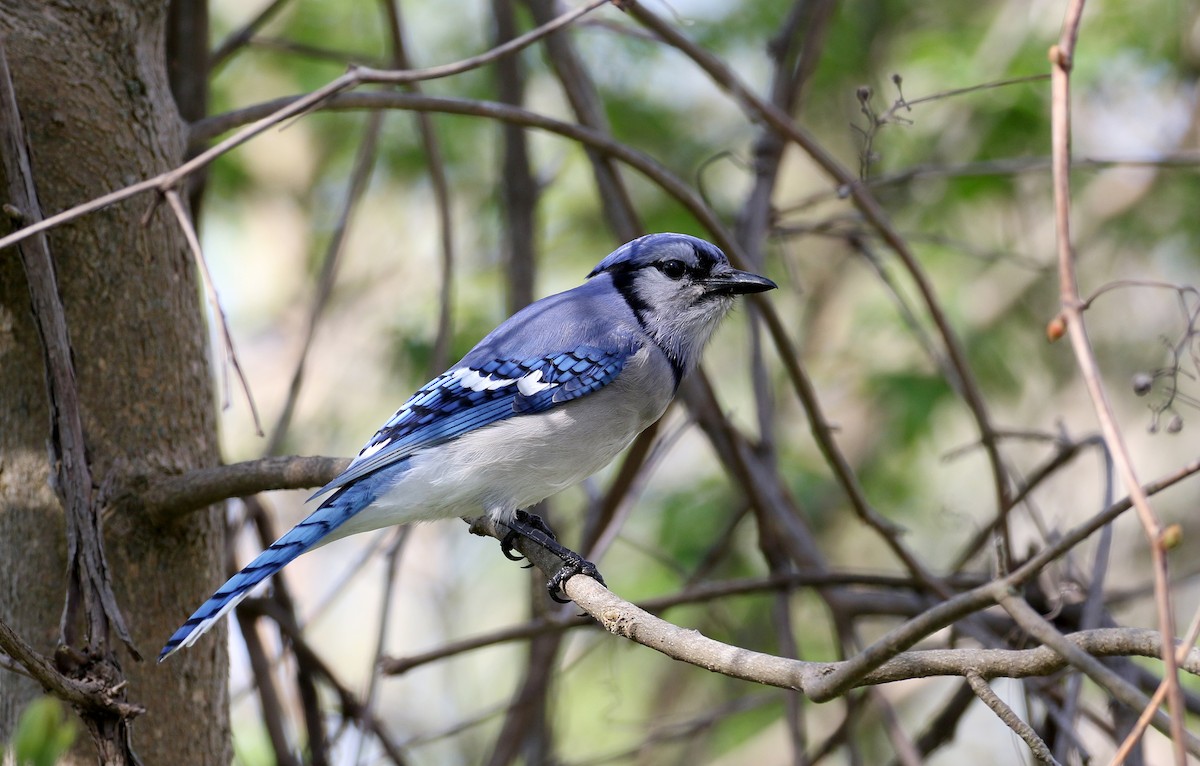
588, 233, 777, 375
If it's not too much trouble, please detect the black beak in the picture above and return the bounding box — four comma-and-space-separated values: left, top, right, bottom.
704, 268, 778, 295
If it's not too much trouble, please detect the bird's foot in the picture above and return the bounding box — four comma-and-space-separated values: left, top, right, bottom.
545, 552, 605, 604
500, 510, 558, 561
500, 511, 604, 602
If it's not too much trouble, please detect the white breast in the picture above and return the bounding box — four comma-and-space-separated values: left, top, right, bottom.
322, 346, 673, 542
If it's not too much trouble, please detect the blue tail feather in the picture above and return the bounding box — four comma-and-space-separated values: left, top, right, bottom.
159, 478, 381, 661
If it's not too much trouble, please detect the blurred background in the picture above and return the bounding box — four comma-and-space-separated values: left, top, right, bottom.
191, 0, 1200, 763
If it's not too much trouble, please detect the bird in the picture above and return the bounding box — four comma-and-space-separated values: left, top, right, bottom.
160, 232, 776, 661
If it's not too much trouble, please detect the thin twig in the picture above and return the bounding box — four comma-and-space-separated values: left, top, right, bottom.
870, 687, 922, 766
803, 458, 1200, 701
1105, 605, 1200, 766
1047, 1, 1188, 760
732, 14, 836, 761
525, 0, 642, 241
380, 0, 456, 373
951, 436, 1095, 571
351, 0, 611, 86
965, 671, 1060, 765
245, 597, 412, 763
1056, 445, 1116, 765
263, 110, 383, 454
0, 0, 615, 258
232, 540, 299, 766
997, 592, 1196, 752
165, 189, 263, 436
352, 528, 408, 766
779, 152, 1200, 214
892, 682, 977, 765
210, 0, 295, 69
621, 0, 1013, 534
242, 496, 332, 764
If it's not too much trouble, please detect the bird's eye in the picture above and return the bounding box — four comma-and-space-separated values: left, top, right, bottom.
659, 260, 686, 280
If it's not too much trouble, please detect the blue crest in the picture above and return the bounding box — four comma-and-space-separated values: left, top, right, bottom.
587, 233, 727, 278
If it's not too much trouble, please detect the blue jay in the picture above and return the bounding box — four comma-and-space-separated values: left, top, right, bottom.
160, 233, 776, 660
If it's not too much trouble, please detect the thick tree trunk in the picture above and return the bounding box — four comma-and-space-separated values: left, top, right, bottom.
0, 1, 230, 763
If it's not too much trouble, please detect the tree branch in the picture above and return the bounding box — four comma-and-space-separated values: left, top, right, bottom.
465, 516, 1200, 696
0, 0, 616, 259
966, 671, 1059, 765
621, 0, 1012, 530
121, 455, 348, 526
1048, 1, 1188, 760
0, 617, 143, 719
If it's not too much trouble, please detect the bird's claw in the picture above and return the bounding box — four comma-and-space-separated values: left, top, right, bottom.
499, 510, 603, 603
499, 529, 525, 561
547, 555, 606, 603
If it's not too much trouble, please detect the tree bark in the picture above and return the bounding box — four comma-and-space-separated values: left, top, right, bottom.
0, 1, 229, 763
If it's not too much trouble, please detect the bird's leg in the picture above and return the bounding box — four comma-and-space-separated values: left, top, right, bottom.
502, 511, 606, 602
499, 509, 557, 561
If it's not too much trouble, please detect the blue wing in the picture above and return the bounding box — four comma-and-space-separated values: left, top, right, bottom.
159, 341, 633, 661
311, 342, 633, 498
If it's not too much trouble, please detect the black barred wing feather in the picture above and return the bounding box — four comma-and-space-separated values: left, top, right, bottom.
311, 343, 634, 498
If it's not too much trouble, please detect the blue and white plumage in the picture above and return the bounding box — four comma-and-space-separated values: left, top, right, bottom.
160, 233, 776, 660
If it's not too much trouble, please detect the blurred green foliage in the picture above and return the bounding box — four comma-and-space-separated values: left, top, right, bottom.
8, 697, 76, 766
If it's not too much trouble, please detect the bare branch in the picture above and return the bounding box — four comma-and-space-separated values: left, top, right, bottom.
380, 569, 981, 676
379, 0, 457, 374
210, 0, 294, 69
0, 617, 143, 719
1106, 602, 1200, 765
1047, 0, 1188, 760
797, 458, 1200, 701
965, 671, 1060, 765
165, 189, 263, 436
526, 0, 642, 242
466, 516, 1200, 693
0, 0, 616, 258
996, 592, 1192, 752
263, 112, 383, 453
124, 455, 348, 525
621, 0, 1013, 533
242, 597, 411, 764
